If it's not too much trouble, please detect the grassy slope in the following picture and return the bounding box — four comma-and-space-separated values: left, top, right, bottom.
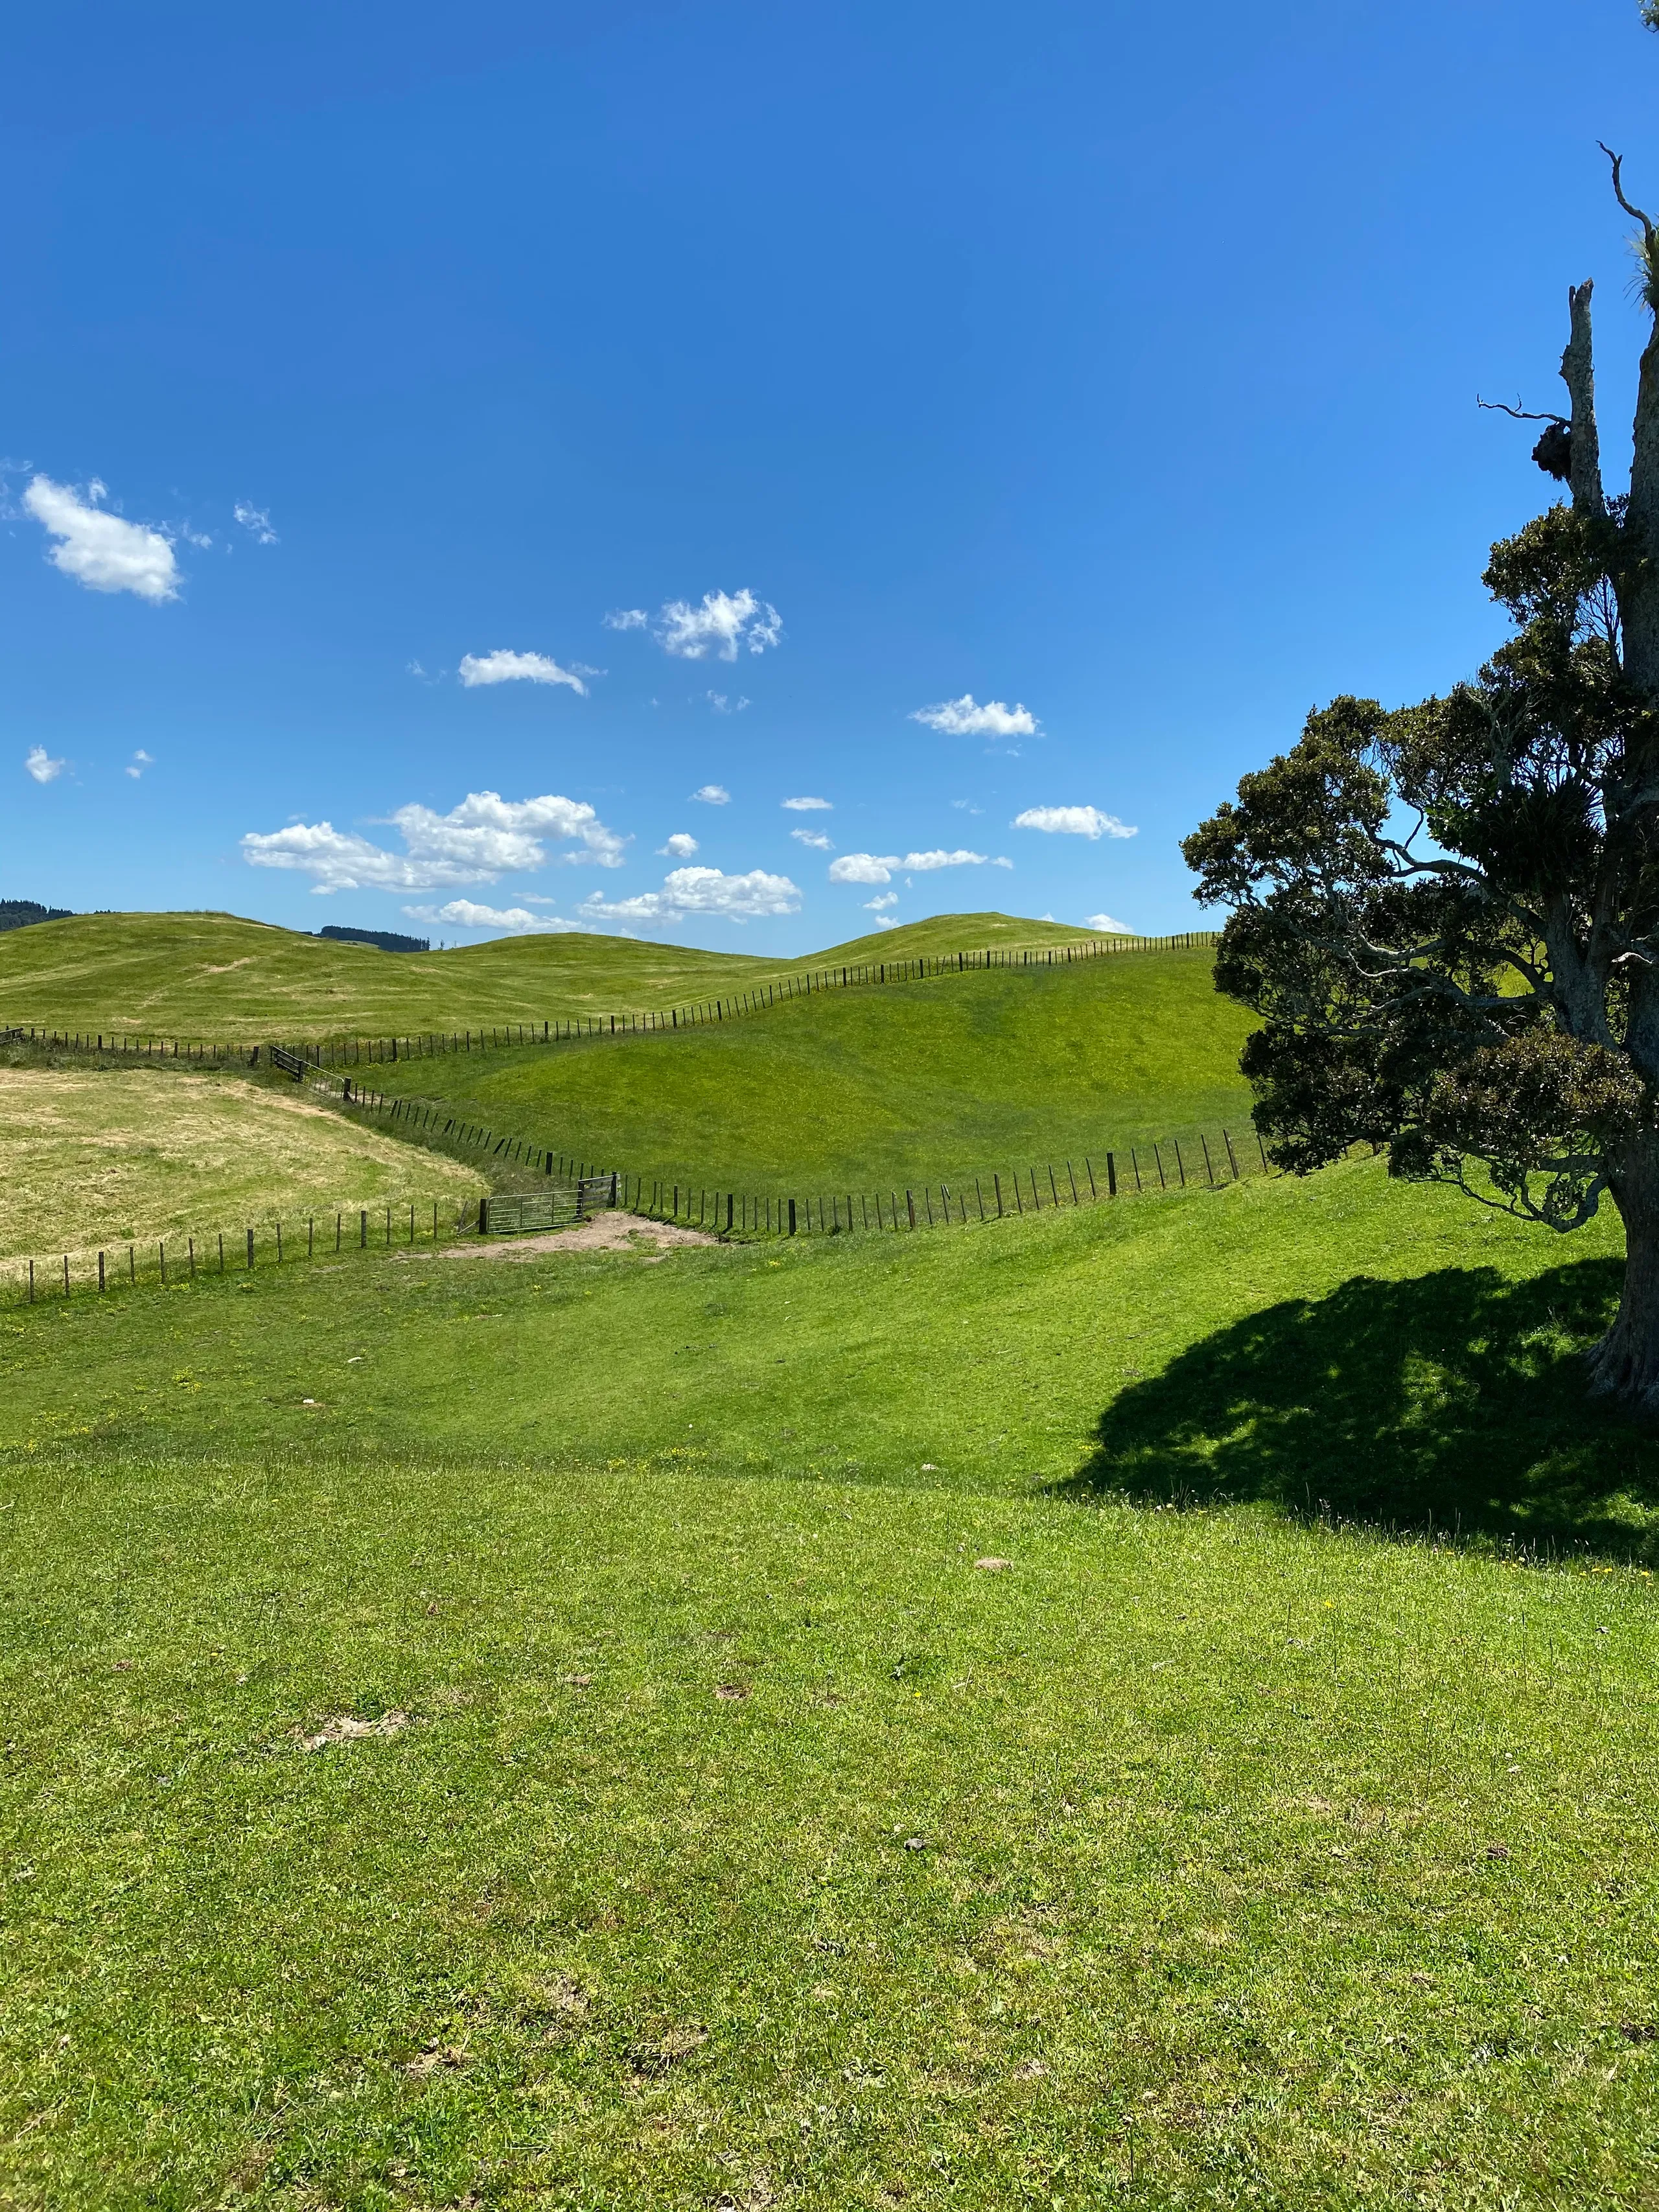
0, 1065, 486, 1270
3, 1169, 1658, 2206
369, 944, 1255, 1190
0, 909, 1116, 1040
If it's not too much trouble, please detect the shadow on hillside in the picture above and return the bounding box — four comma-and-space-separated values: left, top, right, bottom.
1060, 1259, 1659, 1560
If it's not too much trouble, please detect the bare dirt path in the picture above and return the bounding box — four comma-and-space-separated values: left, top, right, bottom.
412, 1211, 723, 1263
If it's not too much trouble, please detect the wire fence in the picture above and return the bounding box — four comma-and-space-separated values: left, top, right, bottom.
1, 927, 1219, 1070
0, 1100, 1272, 1306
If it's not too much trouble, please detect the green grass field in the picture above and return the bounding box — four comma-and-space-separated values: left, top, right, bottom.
0, 1063, 485, 1275
0, 909, 1118, 1042
6, 908, 1656, 2207
5, 1161, 1659, 2207
366, 944, 1255, 1193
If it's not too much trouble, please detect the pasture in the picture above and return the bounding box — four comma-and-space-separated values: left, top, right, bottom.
0, 1063, 485, 1279
0, 909, 1109, 1043
367, 941, 1255, 1194
3, 913, 1656, 2209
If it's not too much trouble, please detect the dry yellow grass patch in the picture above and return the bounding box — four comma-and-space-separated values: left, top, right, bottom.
0, 1067, 485, 1263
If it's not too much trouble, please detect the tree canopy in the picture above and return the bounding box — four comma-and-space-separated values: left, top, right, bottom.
1185, 6, 1659, 1409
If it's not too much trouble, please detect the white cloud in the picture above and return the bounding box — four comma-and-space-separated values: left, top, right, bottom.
579, 865, 800, 925
690, 784, 730, 805
659, 832, 699, 857
180, 526, 213, 550
911, 694, 1038, 739
827, 847, 991, 886
705, 690, 750, 714
864, 892, 898, 911
404, 899, 582, 933
23, 475, 178, 603
656, 587, 781, 661
791, 828, 833, 850
240, 789, 628, 892
234, 502, 278, 544
1085, 913, 1134, 933
458, 649, 588, 695
1013, 804, 1136, 840
125, 747, 154, 779
603, 607, 647, 630
782, 795, 831, 811
24, 745, 65, 784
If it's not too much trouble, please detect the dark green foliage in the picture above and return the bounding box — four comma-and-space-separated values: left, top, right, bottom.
0, 900, 73, 933
316, 924, 430, 953
1185, 499, 1659, 1250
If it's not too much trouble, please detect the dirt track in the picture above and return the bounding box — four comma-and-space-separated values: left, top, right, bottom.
417, 1211, 723, 1263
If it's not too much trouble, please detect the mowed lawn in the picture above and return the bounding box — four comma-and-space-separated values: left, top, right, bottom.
0, 909, 1111, 1043
4, 1164, 1659, 2206
369, 945, 1256, 1193
0, 1065, 484, 1274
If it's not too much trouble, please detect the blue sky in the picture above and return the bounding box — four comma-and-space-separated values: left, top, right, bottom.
5, 0, 1658, 953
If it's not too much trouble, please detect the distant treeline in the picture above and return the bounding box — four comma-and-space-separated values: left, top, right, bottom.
316, 926, 430, 955
0, 901, 74, 934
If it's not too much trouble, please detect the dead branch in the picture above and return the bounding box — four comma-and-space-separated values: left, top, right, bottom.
1477, 395, 1567, 424
1601, 141, 1658, 245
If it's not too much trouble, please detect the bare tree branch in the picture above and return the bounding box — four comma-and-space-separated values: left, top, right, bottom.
1476, 395, 1566, 424
1601, 142, 1658, 244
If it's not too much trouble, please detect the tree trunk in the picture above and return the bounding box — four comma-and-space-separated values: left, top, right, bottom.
1588, 1152, 1659, 1412
1621, 313, 1659, 690
1561, 279, 1606, 516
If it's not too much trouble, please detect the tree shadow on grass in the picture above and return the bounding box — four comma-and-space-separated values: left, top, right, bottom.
1060, 1258, 1659, 1561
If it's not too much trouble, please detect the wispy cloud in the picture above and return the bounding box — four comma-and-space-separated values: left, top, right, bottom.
705, 690, 750, 714
579, 865, 800, 926
864, 892, 898, 911
791, 828, 833, 850
404, 899, 583, 933
124, 749, 153, 780
459, 649, 588, 695
828, 848, 1001, 886
23, 476, 178, 602
1013, 804, 1135, 840
607, 587, 783, 662
911, 694, 1038, 739
24, 745, 65, 784
1085, 913, 1133, 933
658, 832, 699, 857
690, 784, 730, 806
233, 502, 278, 544
782, 795, 831, 811
241, 789, 628, 893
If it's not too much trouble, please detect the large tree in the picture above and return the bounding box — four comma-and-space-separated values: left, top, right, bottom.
1183, 17, 1659, 1414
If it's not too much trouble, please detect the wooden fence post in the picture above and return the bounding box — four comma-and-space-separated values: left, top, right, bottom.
1107, 1152, 1117, 1198
246, 1228, 255, 1269
98, 1251, 105, 1292
993, 1173, 1003, 1217
788, 1198, 797, 1236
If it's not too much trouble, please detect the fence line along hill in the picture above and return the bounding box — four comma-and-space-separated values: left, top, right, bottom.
358, 935, 1251, 1197
0, 906, 1208, 1049
5, 918, 1219, 1068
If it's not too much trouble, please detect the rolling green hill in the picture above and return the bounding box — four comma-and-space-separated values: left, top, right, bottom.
3, 1160, 1654, 2206
371, 940, 1255, 1189
0, 907, 1124, 1040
